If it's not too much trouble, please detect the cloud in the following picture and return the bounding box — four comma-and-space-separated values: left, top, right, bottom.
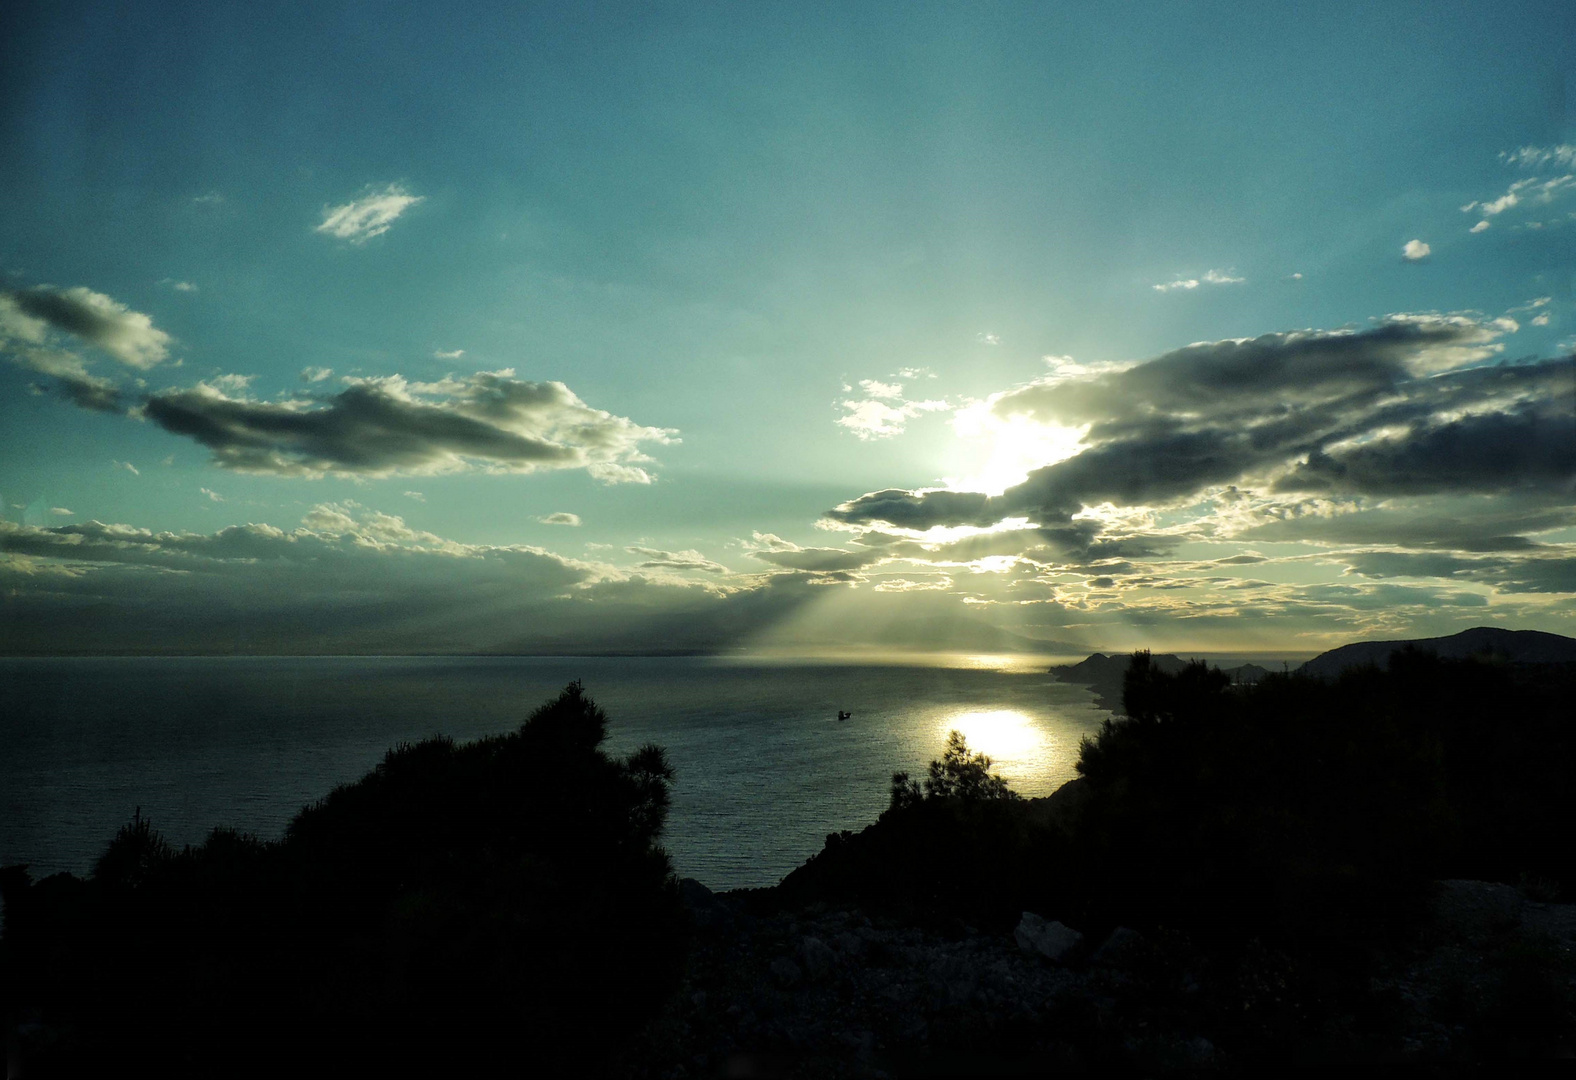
1153, 269, 1243, 292
1462, 175, 1576, 223
0, 508, 823, 655
751, 545, 887, 573
540, 512, 581, 526
49, 507, 74, 516
142, 369, 677, 479
315, 184, 424, 244
1501, 145, 1576, 170
626, 546, 729, 574
1402, 239, 1431, 261
200, 488, 224, 502
113, 460, 140, 475
835, 377, 950, 440
433, 349, 465, 360
826, 316, 1548, 533
1470, 220, 1490, 233
301, 366, 333, 382
0, 285, 171, 367
978, 333, 1001, 345
404, 491, 426, 502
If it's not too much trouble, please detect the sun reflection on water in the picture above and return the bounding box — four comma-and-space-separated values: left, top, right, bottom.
939, 709, 1048, 762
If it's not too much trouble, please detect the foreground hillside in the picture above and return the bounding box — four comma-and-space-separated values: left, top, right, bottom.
6, 651, 1576, 1075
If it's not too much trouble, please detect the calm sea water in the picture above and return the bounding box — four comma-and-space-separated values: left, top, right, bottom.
1, 654, 1107, 890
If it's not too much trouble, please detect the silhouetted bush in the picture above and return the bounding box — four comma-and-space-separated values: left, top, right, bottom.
0, 682, 684, 1077
889, 729, 1020, 810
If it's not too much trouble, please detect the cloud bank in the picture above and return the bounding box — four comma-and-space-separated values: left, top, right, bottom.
827, 317, 1568, 534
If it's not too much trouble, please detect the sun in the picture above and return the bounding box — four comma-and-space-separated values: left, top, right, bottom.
947, 405, 1086, 496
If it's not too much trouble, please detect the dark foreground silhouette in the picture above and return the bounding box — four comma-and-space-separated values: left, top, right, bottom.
0, 682, 684, 1077
6, 654, 1576, 1075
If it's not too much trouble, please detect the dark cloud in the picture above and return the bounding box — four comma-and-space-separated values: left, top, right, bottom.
1335, 550, 1576, 595
828, 322, 1566, 533
1239, 497, 1576, 553
627, 547, 730, 574
751, 546, 888, 573
1277, 396, 1576, 497
141, 372, 676, 479
0, 512, 813, 655
1, 285, 171, 368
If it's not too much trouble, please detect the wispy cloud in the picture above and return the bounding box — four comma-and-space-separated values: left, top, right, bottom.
540, 512, 581, 526
315, 184, 424, 244
113, 460, 140, 475
1152, 269, 1244, 292
200, 487, 224, 502
1501, 145, 1576, 170
300, 366, 333, 382
433, 349, 465, 360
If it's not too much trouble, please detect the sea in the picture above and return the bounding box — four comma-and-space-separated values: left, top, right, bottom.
1, 653, 1110, 891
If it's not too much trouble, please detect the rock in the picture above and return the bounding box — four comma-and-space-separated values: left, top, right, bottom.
1433, 879, 1523, 938
769, 956, 802, 987
799, 935, 837, 980
1015, 912, 1083, 963
678, 877, 733, 930
1091, 926, 1143, 967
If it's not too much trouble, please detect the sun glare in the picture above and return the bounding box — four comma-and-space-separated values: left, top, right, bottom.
948, 406, 1086, 496
939, 709, 1047, 761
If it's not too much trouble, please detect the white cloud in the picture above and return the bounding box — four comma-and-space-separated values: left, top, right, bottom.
433, 349, 465, 360
403, 490, 426, 502
1464, 175, 1576, 223
1402, 239, 1431, 261
835, 376, 950, 440
201, 488, 225, 502
49, 507, 73, 516
540, 512, 581, 526
977, 332, 1001, 345
315, 184, 424, 244
113, 460, 140, 475
1531, 313, 1550, 326
1469, 220, 1490, 233
1153, 269, 1243, 292
301, 366, 333, 382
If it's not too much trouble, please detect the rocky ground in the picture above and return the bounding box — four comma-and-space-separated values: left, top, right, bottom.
623, 879, 1576, 1078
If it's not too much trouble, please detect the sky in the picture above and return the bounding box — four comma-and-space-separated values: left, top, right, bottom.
2, 0, 1573, 657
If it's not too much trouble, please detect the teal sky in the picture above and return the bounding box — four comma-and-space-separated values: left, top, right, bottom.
3, 1, 1574, 655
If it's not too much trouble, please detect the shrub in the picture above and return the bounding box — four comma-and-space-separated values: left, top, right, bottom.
0, 682, 684, 1078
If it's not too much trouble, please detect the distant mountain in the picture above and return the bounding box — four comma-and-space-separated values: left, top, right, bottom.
1051, 652, 1277, 712
1299, 626, 1576, 679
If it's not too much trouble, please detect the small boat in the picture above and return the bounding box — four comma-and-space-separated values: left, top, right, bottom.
837, 710, 851, 721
